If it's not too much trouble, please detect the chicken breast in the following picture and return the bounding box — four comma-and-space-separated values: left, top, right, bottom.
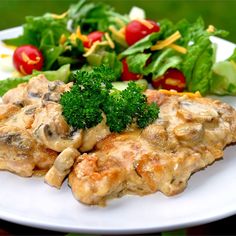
0, 125, 57, 176
69, 90, 236, 205
0, 75, 78, 177
2, 74, 72, 106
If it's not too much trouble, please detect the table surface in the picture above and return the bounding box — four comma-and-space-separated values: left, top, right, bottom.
0, 214, 236, 235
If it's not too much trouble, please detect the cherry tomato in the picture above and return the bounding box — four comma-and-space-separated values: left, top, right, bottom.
83, 31, 104, 48
125, 19, 160, 46
121, 59, 142, 81
152, 68, 186, 92
13, 45, 43, 75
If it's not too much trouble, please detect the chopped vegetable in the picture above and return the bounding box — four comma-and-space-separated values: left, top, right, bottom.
125, 19, 160, 46
13, 45, 44, 75
152, 68, 186, 92
60, 65, 159, 132
121, 58, 142, 81
83, 31, 104, 48
112, 79, 148, 91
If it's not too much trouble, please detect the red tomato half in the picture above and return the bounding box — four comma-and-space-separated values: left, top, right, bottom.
152, 68, 186, 92
125, 19, 160, 46
83, 31, 104, 48
121, 59, 141, 81
13, 45, 43, 75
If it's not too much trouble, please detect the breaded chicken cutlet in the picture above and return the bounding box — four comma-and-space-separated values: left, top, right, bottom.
1, 76, 236, 205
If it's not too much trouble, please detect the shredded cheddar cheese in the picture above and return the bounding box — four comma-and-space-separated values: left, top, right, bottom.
69, 33, 77, 45
151, 31, 182, 51
59, 34, 67, 45
159, 89, 201, 98
83, 41, 109, 57
114, 17, 126, 27
104, 33, 115, 49
207, 25, 215, 33
136, 19, 154, 29
108, 26, 127, 47
51, 11, 68, 19
165, 78, 185, 88
109, 26, 125, 40
0, 54, 10, 58
167, 43, 187, 54
19, 65, 27, 75
76, 27, 88, 42
21, 52, 41, 65
68, 27, 88, 45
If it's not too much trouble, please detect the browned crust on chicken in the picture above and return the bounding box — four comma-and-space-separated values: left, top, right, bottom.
0, 75, 77, 177
69, 90, 236, 205
1, 75, 236, 206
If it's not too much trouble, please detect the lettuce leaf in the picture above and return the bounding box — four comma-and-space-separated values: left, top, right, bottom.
119, 32, 162, 59
68, 0, 129, 33
86, 50, 122, 79
4, 14, 68, 48
126, 53, 151, 74
181, 36, 214, 94
209, 49, 236, 95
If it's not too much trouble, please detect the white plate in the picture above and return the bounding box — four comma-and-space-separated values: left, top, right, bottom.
0, 27, 236, 235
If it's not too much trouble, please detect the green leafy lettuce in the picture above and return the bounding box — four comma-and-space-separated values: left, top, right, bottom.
209, 49, 236, 95
68, 0, 129, 33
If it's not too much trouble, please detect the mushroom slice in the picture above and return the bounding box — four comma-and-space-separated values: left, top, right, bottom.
36, 124, 82, 152
32, 102, 83, 152
0, 125, 58, 177
0, 125, 37, 176
45, 147, 80, 188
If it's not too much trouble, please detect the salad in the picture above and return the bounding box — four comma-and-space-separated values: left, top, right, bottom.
0, 0, 236, 96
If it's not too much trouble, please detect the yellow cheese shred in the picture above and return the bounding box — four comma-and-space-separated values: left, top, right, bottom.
0, 54, 10, 58
69, 27, 88, 45
76, 27, 88, 42
207, 25, 215, 33
83, 41, 109, 57
109, 26, 125, 40
50, 11, 68, 19
114, 17, 126, 27
167, 43, 187, 54
136, 19, 154, 29
151, 31, 182, 51
159, 89, 201, 98
59, 34, 67, 45
108, 25, 127, 47
104, 33, 115, 49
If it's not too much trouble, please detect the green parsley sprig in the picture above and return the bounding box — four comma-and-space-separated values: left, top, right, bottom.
60, 65, 159, 132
